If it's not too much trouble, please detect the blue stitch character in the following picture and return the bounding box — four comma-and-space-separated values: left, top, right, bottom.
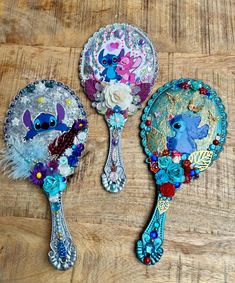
23, 103, 69, 140
98, 49, 124, 82
166, 114, 209, 154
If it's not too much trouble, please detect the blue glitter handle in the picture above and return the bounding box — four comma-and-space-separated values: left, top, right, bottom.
48, 192, 77, 270
136, 193, 167, 265
101, 118, 127, 192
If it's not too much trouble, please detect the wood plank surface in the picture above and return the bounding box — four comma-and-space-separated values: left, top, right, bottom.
0, 1, 234, 283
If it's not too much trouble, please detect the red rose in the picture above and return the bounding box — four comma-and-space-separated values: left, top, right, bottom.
160, 182, 176, 197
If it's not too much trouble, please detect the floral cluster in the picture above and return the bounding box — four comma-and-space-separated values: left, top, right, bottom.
147, 149, 200, 198
29, 119, 87, 198
84, 78, 151, 116
106, 105, 127, 129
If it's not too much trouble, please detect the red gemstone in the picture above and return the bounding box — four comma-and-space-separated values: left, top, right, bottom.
162, 149, 170, 156
146, 120, 151, 126
179, 82, 190, 89
199, 87, 207, 95
144, 256, 151, 264
213, 139, 219, 145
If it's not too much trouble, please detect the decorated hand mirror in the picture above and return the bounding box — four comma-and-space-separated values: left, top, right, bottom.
137, 78, 227, 265
0, 80, 88, 270
80, 23, 157, 192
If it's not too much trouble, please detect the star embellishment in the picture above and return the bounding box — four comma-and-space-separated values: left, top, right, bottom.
12, 117, 20, 126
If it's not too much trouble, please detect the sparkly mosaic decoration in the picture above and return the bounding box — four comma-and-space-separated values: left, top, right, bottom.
137, 78, 227, 265
0, 80, 88, 270
80, 23, 158, 192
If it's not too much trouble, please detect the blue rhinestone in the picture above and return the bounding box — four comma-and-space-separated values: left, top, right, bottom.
190, 170, 195, 177
174, 182, 181, 188
52, 202, 60, 211
150, 231, 158, 239
209, 144, 216, 150
181, 154, 187, 160
151, 155, 158, 162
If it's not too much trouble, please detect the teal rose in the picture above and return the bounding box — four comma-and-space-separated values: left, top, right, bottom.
43, 174, 67, 197
155, 169, 169, 185
167, 163, 185, 183
158, 156, 172, 169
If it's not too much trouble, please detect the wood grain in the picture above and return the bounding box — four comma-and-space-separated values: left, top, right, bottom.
0, 1, 235, 283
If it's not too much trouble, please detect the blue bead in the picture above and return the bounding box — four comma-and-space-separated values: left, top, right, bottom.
72, 145, 76, 150
190, 170, 195, 177
62, 177, 66, 182
150, 231, 158, 239
151, 155, 158, 162
52, 202, 60, 211
195, 168, 200, 174
181, 154, 187, 160
209, 144, 216, 150
174, 182, 181, 188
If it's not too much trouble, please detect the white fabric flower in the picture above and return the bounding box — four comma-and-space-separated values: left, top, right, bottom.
58, 164, 74, 177
103, 83, 133, 110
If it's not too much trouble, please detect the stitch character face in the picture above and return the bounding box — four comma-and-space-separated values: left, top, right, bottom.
116, 52, 142, 84
166, 114, 209, 154
98, 49, 124, 82
23, 103, 69, 140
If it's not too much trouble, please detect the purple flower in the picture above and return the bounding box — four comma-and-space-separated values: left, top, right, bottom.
73, 119, 88, 131
47, 160, 59, 175
30, 162, 47, 185
136, 83, 151, 103
84, 79, 101, 101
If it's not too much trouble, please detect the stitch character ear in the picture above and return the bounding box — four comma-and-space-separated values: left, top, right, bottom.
118, 49, 125, 59
98, 49, 105, 64
23, 109, 32, 129
56, 103, 65, 123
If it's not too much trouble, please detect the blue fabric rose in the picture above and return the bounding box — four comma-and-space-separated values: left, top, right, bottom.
167, 163, 185, 183
43, 174, 67, 197
155, 169, 169, 185
158, 156, 172, 169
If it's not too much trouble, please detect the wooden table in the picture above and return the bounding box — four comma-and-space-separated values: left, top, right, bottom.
0, 1, 234, 282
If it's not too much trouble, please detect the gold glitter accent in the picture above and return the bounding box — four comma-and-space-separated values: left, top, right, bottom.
65, 99, 72, 106
188, 150, 213, 172
37, 97, 45, 104
158, 198, 170, 214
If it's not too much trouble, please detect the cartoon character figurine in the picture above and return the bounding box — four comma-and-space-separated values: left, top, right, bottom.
23, 103, 69, 140
116, 52, 142, 84
166, 113, 209, 154
98, 49, 124, 82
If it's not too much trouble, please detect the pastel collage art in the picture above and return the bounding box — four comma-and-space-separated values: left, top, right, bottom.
137, 78, 227, 265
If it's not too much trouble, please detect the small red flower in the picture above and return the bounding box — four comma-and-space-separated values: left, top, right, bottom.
199, 87, 207, 95
162, 149, 170, 156
179, 82, 190, 89
160, 182, 176, 198
183, 159, 191, 167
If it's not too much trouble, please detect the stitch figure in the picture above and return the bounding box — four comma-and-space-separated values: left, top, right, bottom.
116, 52, 142, 84
23, 103, 69, 140
98, 49, 124, 82
166, 114, 209, 154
